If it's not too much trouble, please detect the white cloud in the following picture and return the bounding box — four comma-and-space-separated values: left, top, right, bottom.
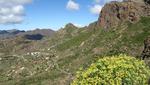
90, 4, 102, 15
66, 0, 79, 11
90, 0, 123, 15
74, 23, 84, 27
94, 0, 101, 3
0, 14, 23, 24
0, 0, 32, 6
0, 0, 32, 24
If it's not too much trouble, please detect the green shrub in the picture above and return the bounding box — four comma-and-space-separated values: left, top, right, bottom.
72, 54, 150, 85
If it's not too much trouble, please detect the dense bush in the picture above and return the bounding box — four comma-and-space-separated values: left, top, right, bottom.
72, 54, 150, 85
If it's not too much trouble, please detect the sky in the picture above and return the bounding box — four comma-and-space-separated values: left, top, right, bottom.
0, 0, 122, 31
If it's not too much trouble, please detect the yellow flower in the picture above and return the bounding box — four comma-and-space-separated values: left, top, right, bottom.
71, 54, 150, 85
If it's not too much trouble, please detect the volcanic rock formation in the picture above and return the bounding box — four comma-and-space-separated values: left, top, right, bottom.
97, 0, 150, 29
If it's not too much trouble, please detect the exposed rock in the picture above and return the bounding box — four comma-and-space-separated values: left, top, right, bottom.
141, 36, 150, 59
87, 21, 98, 29
97, 0, 150, 29
79, 42, 85, 47
144, 0, 150, 4
57, 23, 79, 38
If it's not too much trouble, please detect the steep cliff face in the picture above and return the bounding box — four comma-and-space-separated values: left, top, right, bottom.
97, 0, 150, 29
141, 37, 150, 59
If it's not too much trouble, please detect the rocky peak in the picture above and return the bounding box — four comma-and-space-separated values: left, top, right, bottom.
57, 23, 79, 38
65, 23, 77, 28
60, 23, 78, 32
97, 0, 150, 29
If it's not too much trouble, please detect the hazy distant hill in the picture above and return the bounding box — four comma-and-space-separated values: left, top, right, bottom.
0, 29, 55, 40
0, 29, 25, 39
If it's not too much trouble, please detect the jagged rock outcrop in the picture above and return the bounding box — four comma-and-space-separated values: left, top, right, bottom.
57, 23, 79, 38
141, 36, 150, 60
65, 23, 77, 29
97, 0, 150, 29
144, 0, 150, 4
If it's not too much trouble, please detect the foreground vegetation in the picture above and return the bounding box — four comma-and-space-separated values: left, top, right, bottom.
72, 54, 150, 85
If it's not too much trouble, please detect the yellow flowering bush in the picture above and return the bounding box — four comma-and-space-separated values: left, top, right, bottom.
71, 54, 150, 85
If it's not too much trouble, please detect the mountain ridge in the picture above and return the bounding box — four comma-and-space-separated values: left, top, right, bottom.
0, 29, 55, 40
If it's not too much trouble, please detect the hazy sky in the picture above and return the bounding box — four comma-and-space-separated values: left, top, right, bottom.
0, 0, 122, 30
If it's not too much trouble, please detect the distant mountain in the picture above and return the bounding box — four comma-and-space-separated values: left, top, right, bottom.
19, 29, 55, 37
8, 29, 25, 35
0, 30, 9, 34
0, 29, 25, 39
0, 29, 55, 40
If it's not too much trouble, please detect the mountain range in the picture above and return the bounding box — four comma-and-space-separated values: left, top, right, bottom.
0, 29, 55, 40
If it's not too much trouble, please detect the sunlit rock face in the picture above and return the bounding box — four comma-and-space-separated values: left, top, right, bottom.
97, 0, 150, 29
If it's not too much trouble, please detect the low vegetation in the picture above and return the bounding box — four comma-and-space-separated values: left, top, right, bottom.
72, 54, 150, 85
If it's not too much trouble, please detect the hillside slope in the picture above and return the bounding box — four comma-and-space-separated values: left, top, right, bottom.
0, 16, 149, 85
